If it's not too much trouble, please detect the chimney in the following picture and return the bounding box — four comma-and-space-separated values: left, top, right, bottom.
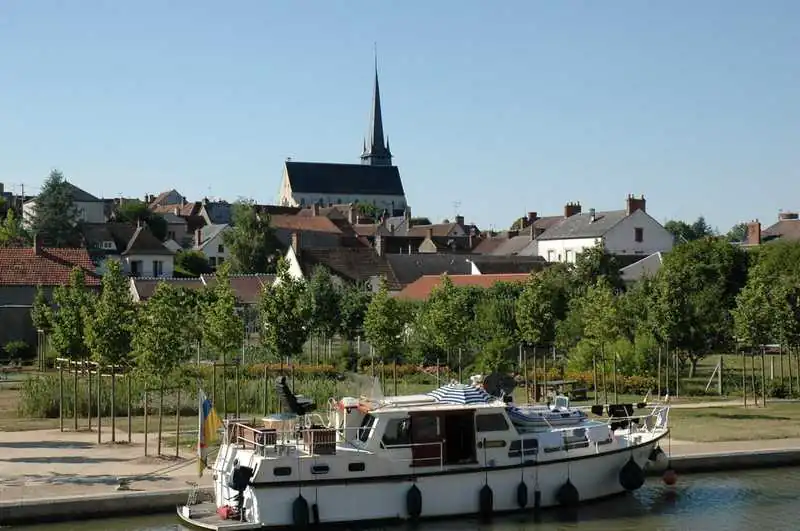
375, 234, 384, 257
194, 228, 202, 248
564, 202, 582, 218
589, 208, 596, 223
312, 203, 320, 216
347, 203, 356, 224
626, 194, 646, 215
455, 215, 465, 227
291, 232, 301, 253
469, 227, 476, 249
33, 233, 42, 255
746, 220, 761, 245
403, 206, 411, 225
528, 211, 538, 224
425, 227, 434, 240
778, 211, 799, 221
173, 206, 180, 216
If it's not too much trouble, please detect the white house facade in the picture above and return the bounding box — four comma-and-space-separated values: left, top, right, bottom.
193, 224, 230, 268
23, 182, 106, 226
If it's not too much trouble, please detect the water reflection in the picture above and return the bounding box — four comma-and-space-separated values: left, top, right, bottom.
10, 468, 800, 531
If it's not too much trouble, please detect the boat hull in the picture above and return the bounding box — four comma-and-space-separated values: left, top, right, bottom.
200, 433, 664, 529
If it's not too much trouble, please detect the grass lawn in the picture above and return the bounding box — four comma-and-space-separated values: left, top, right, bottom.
668, 402, 800, 442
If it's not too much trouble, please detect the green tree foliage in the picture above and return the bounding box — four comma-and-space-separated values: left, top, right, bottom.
652, 237, 748, 375
114, 200, 168, 241
174, 249, 212, 277
726, 222, 749, 243
202, 263, 244, 361
50, 268, 95, 361
29, 170, 82, 247
338, 284, 372, 340
0, 209, 29, 247
306, 266, 341, 341
572, 244, 624, 293
258, 258, 311, 360
85, 261, 134, 366
30, 286, 52, 332
413, 275, 473, 358
516, 267, 571, 347
471, 283, 522, 373
224, 199, 278, 274
663, 216, 716, 244
732, 275, 775, 349
364, 277, 407, 363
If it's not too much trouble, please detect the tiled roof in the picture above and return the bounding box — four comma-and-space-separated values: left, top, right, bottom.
296, 205, 350, 220
407, 223, 459, 238
100, 223, 174, 256
297, 248, 399, 290
468, 256, 547, 274
285, 161, 405, 196
201, 274, 275, 304
25, 182, 102, 204
270, 214, 343, 234
396, 273, 530, 301
201, 201, 232, 225
152, 202, 202, 217
385, 254, 472, 286
537, 210, 628, 240
256, 204, 303, 216
130, 277, 205, 301
148, 189, 184, 208
487, 235, 536, 256
762, 219, 800, 243
0, 247, 100, 286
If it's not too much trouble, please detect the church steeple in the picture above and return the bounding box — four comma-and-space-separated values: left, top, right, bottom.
361, 54, 393, 166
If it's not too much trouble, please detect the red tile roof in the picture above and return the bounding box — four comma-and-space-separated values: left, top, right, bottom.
396, 273, 530, 301
0, 247, 101, 286
270, 214, 343, 234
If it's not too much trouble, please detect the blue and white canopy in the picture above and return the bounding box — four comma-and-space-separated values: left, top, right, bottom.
427, 383, 494, 405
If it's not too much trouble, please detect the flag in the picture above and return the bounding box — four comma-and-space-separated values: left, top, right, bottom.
198, 389, 222, 477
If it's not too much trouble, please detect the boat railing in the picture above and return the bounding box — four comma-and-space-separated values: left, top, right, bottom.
602, 405, 670, 434
380, 440, 445, 470
225, 420, 372, 458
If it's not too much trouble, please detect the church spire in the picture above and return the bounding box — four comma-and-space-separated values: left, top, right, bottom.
361, 48, 392, 166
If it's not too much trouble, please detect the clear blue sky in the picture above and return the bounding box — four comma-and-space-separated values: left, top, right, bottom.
1, 1, 798, 232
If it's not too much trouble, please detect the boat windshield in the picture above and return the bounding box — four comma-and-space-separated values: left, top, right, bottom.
358, 414, 376, 443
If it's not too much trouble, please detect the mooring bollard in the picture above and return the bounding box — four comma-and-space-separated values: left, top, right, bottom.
116, 477, 132, 491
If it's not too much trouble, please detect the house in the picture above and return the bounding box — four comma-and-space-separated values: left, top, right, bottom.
284, 235, 400, 291
150, 200, 205, 240
129, 273, 274, 304
270, 212, 344, 250
199, 199, 233, 226
277, 68, 408, 215
743, 213, 800, 246
23, 182, 106, 225
147, 189, 186, 209
535, 195, 673, 263
383, 254, 544, 290
82, 222, 175, 277
396, 273, 531, 301
357, 213, 477, 255
466, 256, 547, 275
193, 224, 230, 268
0, 239, 100, 347
620, 252, 666, 285
472, 212, 563, 256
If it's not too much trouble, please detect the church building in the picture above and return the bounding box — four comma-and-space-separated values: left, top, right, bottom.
277, 66, 408, 216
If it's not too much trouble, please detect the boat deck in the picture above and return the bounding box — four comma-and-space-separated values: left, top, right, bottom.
178, 503, 262, 530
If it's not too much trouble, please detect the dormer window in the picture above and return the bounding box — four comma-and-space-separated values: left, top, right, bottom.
101, 241, 115, 250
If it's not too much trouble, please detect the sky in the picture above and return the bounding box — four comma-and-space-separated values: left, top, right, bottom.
1, 1, 798, 232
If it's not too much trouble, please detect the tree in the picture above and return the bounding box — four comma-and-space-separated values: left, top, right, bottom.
306, 266, 342, 360
471, 283, 522, 373
0, 209, 29, 247
224, 199, 279, 274
175, 249, 212, 277
363, 277, 407, 364
84, 261, 135, 442
572, 244, 624, 293
132, 282, 187, 454
651, 237, 748, 376
258, 257, 311, 361
30, 286, 52, 333
732, 276, 774, 350
413, 275, 472, 363
29, 170, 83, 247
726, 222, 749, 243
516, 268, 570, 348
664, 216, 716, 244
50, 267, 95, 429
114, 200, 168, 241
338, 284, 372, 341
203, 263, 244, 362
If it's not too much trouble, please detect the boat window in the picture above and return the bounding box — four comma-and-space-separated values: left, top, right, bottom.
358, 414, 376, 443
508, 438, 538, 458
382, 417, 411, 447
273, 466, 292, 477
311, 464, 329, 475
476, 413, 510, 432
348, 462, 366, 472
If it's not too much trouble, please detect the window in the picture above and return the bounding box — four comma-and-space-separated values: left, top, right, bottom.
209, 257, 217, 267
101, 241, 115, 250
218, 257, 225, 264
382, 417, 411, 447
565, 250, 572, 263
130, 260, 142, 277
152, 260, 163, 277
634, 227, 643, 243
167, 231, 176, 241
273, 466, 292, 477
358, 414, 376, 443
547, 250, 555, 262
508, 438, 538, 458
475, 413, 510, 433
218, 244, 224, 254
348, 462, 366, 472
311, 464, 329, 475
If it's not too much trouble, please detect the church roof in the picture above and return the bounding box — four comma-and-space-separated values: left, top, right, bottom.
284, 161, 405, 196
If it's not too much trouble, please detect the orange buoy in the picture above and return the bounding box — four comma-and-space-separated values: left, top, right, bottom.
663, 468, 677, 486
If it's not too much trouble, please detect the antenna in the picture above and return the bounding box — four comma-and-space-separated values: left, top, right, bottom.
374, 41, 378, 72
452, 201, 461, 218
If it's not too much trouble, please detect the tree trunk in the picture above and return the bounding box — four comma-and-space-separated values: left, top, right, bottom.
73, 362, 78, 431
59, 363, 64, 432
222, 351, 228, 420
144, 390, 149, 456
689, 357, 699, 378
592, 352, 598, 405
175, 388, 181, 458
87, 360, 92, 431
235, 364, 240, 420
157, 379, 164, 455
263, 364, 268, 416
97, 365, 102, 444
127, 372, 132, 444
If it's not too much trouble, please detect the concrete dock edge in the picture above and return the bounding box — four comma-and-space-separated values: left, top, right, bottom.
2, 449, 799, 526
0, 486, 213, 526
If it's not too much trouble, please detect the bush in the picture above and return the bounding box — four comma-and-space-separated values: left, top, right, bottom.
3, 340, 31, 362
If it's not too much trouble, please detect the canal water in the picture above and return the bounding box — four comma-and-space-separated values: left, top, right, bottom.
8, 467, 799, 531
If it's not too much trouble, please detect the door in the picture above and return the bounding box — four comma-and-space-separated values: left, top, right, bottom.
409, 413, 442, 467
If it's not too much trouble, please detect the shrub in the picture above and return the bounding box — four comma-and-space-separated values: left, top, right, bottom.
3, 340, 31, 362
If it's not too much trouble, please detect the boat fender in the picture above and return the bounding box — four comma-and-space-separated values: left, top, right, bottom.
516, 481, 528, 509
292, 495, 310, 529
479, 484, 493, 519
406, 484, 422, 519
648, 446, 666, 462
533, 489, 542, 511
619, 456, 645, 491
311, 503, 320, 525
556, 479, 579, 507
